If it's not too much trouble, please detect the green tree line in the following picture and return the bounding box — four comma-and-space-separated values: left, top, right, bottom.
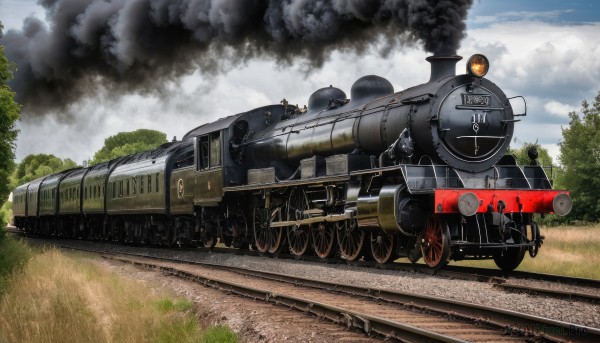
0, 23, 21, 229
557, 92, 600, 221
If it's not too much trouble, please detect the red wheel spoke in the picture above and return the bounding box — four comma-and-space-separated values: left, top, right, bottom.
422, 214, 450, 269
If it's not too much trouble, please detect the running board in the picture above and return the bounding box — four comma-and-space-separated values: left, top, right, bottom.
270, 210, 355, 228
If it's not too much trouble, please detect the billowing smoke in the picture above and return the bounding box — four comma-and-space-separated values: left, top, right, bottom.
2, 0, 473, 115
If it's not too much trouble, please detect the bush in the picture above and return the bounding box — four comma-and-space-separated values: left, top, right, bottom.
0, 200, 12, 227
0, 235, 32, 294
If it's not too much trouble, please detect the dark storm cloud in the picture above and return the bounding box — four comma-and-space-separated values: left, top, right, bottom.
1, 0, 473, 116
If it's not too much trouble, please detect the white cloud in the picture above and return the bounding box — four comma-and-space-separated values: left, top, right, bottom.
544, 100, 577, 118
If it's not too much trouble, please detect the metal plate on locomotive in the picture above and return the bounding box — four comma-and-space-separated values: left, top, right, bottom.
462, 94, 491, 107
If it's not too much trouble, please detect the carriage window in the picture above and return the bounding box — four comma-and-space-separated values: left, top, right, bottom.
133, 176, 137, 195
85, 187, 87, 199
148, 175, 151, 193
93, 185, 96, 198
126, 179, 130, 196
113, 182, 116, 199
210, 132, 221, 167
119, 181, 123, 197
140, 177, 144, 194
198, 135, 209, 170
156, 173, 159, 192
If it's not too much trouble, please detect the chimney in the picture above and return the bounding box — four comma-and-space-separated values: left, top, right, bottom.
426, 55, 463, 82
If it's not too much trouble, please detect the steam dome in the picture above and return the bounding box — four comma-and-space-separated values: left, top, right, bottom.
350, 75, 394, 102
307, 86, 346, 112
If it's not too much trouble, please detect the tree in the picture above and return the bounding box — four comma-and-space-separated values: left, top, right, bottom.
509, 141, 553, 167
558, 91, 600, 221
0, 22, 21, 228
90, 129, 167, 165
11, 154, 78, 187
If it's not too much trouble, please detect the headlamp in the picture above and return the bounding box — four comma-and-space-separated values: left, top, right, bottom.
466, 54, 489, 78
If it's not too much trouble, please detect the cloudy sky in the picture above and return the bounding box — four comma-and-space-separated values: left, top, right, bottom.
1, 0, 599, 165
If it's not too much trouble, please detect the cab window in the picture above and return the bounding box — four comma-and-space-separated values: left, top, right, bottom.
198, 135, 209, 170
210, 132, 221, 167
198, 132, 221, 170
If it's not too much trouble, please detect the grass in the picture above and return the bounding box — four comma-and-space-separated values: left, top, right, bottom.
0, 233, 32, 294
448, 224, 600, 279
0, 248, 239, 343
200, 326, 241, 343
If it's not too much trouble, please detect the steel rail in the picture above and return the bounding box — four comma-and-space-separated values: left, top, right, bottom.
112, 257, 467, 343
432, 263, 600, 289
493, 283, 600, 303
59, 245, 600, 343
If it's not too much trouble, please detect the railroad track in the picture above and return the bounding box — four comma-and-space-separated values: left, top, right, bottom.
51, 243, 597, 343
9, 227, 600, 293
492, 283, 600, 303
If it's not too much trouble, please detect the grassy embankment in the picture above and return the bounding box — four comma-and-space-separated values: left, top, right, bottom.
0, 228, 32, 294
0, 231, 238, 343
447, 224, 600, 279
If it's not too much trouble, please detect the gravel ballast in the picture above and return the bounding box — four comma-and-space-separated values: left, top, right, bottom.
22, 236, 600, 329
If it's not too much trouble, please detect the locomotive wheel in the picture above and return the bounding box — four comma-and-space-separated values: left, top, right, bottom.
494, 247, 526, 272
337, 219, 365, 261
202, 232, 219, 249
220, 235, 233, 248
312, 222, 336, 259
286, 189, 312, 256
494, 225, 526, 272
421, 214, 451, 269
287, 225, 311, 256
370, 230, 397, 264
253, 208, 285, 253
203, 235, 217, 249
406, 236, 422, 264
268, 208, 286, 253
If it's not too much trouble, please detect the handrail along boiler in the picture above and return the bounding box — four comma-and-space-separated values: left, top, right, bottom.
12, 53, 571, 271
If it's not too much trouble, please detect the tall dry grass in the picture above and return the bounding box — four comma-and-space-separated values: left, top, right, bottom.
0, 235, 32, 294
449, 224, 600, 279
0, 249, 235, 343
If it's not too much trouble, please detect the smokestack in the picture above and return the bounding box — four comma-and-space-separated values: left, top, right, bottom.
426, 55, 463, 82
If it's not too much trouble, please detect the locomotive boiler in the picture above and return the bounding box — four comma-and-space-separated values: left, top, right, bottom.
248, 55, 512, 173
12, 53, 572, 271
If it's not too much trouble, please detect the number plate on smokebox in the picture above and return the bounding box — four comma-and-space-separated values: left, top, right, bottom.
462, 94, 491, 106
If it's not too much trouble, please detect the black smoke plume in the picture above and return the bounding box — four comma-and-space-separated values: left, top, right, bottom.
2, 0, 473, 115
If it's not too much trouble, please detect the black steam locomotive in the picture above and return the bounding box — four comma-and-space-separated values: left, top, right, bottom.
12, 53, 572, 271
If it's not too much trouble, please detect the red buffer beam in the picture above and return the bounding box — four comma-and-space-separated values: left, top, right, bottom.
434, 189, 572, 216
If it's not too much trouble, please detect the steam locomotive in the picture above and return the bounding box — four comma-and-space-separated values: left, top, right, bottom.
12, 53, 572, 271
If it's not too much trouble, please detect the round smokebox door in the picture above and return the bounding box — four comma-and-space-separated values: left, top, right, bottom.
437, 85, 508, 161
